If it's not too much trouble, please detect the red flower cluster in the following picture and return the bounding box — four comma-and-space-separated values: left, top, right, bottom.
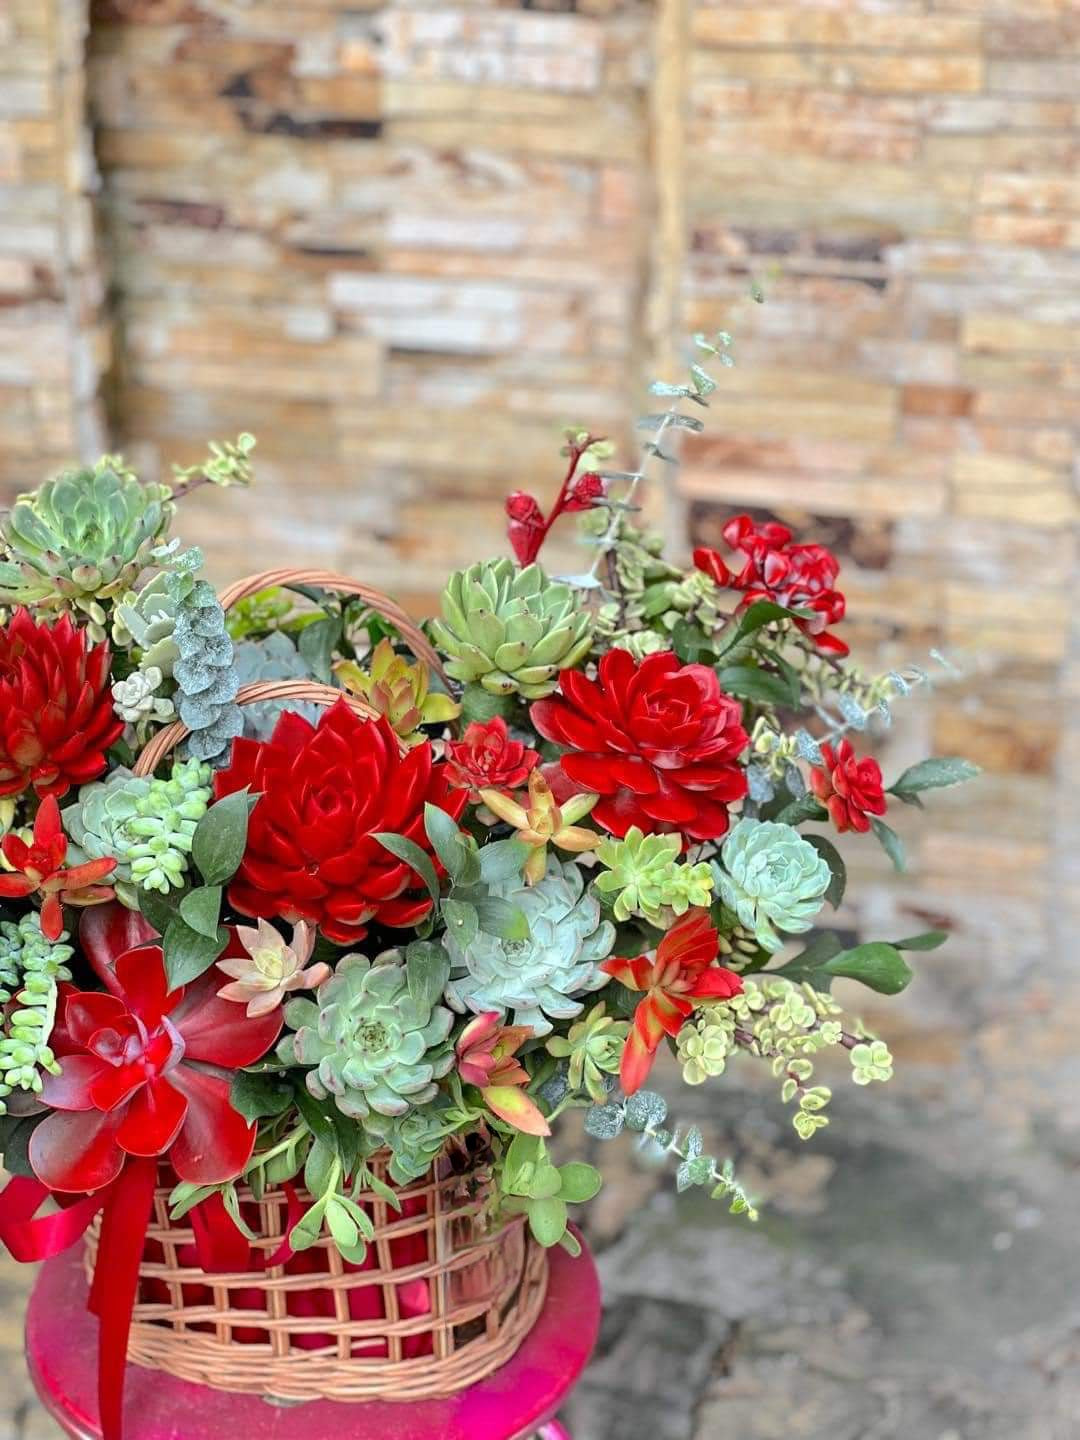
810, 739, 887, 834
0, 795, 116, 941
531, 649, 748, 842
694, 514, 849, 657
602, 909, 742, 1094
29, 918, 281, 1193
0, 609, 123, 800
444, 716, 540, 800
214, 700, 467, 946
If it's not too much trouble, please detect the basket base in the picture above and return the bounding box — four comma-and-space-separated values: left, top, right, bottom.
26, 1234, 600, 1440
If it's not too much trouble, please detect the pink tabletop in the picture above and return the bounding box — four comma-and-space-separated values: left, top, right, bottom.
25, 1237, 600, 1440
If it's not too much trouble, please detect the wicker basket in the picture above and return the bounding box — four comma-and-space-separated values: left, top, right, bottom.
84, 1156, 548, 1402
118, 569, 549, 1400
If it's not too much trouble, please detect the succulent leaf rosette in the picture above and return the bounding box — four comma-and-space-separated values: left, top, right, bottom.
0, 356, 979, 1288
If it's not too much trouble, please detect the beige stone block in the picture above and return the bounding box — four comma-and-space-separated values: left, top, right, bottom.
972, 214, 1080, 249
691, 48, 983, 94
694, 10, 981, 51
679, 467, 947, 520
386, 111, 643, 164
989, 59, 1080, 97
129, 350, 381, 404
963, 312, 1079, 356
979, 172, 1080, 215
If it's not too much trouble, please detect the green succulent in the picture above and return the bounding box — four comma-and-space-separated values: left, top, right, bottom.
64, 758, 212, 906
430, 559, 593, 701
716, 819, 831, 953
676, 1010, 734, 1085
363, 1102, 452, 1185
593, 826, 714, 926
546, 1002, 629, 1104
850, 1039, 893, 1085
280, 953, 455, 1121
0, 458, 173, 630
113, 571, 181, 675
444, 857, 614, 1037
0, 914, 73, 1112
232, 631, 320, 739
165, 548, 241, 760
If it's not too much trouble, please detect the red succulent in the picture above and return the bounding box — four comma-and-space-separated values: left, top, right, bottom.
0, 796, 116, 941
444, 716, 540, 800
810, 738, 888, 834
601, 910, 742, 1094
531, 649, 749, 842
28, 925, 282, 1193
694, 514, 849, 657
214, 700, 467, 946
455, 1012, 549, 1136
0, 609, 124, 800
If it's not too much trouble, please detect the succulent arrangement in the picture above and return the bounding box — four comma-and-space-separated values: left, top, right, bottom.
0, 352, 978, 1409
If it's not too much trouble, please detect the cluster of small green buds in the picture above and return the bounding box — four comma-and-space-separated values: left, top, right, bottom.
714, 902, 762, 968
676, 1009, 733, 1084
593, 827, 714, 927
850, 1039, 894, 1085
123, 757, 213, 895
0, 915, 74, 1112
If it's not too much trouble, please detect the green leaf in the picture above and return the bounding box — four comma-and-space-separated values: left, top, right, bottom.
424, 804, 470, 883
472, 896, 529, 942
715, 600, 812, 659
528, 1163, 563, 1201
557, 1162, 602, 1205
559, 1228, 583, 1258
871, 817, 906, 872
405, 940, 451, 1014
527, 1195, 568, 1248
772, 930, 844, 985
292, 1087, 340, 1151
297, 615, 342, 684
0, 1114, 41, 1178
230, 1070, 294, 1123
824, 942, 913, 996
774, 795, 828, 827
325, 1197, 359, 1254
890, 756, 980, 797
304, 1137, 339, 1199
288, 1197, 328, 1252
178, 885, 222, 940
671, 619, 714, 665
717, 664, 795, 709
163, 916, 228, 990
192, 790, 253, 887
373, 831, 440, 906
804, 834, 846, 908
442, 898, 479, 948
478, 838, 531, 886
135, 885, 177, 937
893, 930, 948, 951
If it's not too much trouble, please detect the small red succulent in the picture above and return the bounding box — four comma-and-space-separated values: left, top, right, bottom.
531, 649, 748, 842
810, 739, 888, 834
0, 609, 124, 800
28, 918, 282, 1193
0, 795, 116, 941
455, 1012, 549, 1136
601, 910, 742, 1095
214, 700, 467, 946
694, 514, 849, 657
443, 716, 540, 800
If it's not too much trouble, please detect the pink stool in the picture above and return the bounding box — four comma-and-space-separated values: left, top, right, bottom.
25, 1237, 600, 1440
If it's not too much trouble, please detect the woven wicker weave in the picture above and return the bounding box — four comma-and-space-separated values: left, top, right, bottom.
84, 1156, 548, 1402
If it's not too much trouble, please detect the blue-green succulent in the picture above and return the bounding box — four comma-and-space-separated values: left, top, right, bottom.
444, 857, 614, 1037
716, 819, 830, 953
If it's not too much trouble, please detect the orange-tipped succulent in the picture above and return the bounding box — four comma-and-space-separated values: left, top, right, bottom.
455, 1011, 550, 1136
335, 638, 460, 746
480, 769, 597, 885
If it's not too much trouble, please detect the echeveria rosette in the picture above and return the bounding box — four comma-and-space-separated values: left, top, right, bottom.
213, 700, 467, 946
280, 953, 454, 1120
0, 460, 173, 626
27, 925, 282, 1193
810, 740, 888, 835
232, 630, 320, 740
716, 819, 830, 954
216, 919, 331, 1017
430, 558, 593, 702
444, 856, 614, 1038
0, 609, 124, 801
335, 639, 461, 746
593, 827, 714, 926
444, 716, 539, 801
531, 649, 749, 842
363, 1104, 452, 1186
545, 1002, 628, 1105
0, 796, 116, 942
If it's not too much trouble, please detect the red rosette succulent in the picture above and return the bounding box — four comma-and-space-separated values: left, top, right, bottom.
0, 608, 124, 800
213, 700, 467, 946
443, 716, 540, 800
28, 918, 282, 1194
694, 514, 849, 657
810, 738, 888, 834
0, 795, 116, 941
531, 649, 749, 842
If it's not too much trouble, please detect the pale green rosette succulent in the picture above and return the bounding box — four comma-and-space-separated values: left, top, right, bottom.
444, 857, 614, 1037
430, 559, 593, 701
594, 827, 714, 926
362, 1103, 452, 1185
716, 819, 830, 954
113, 571, 181, 675
0, 459, 173, 627
64, 758, 212, 907
280, 954, 455, 1121
232, 631, 320, 740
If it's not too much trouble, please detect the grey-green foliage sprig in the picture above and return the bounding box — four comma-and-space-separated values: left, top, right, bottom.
585, 1089, 758, 1221
171, 433, 256, 495
583, 331, 733, 586
165, 547, 242, 761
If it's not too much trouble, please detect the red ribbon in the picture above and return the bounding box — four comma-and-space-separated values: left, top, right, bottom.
0, 1166, 297, 1440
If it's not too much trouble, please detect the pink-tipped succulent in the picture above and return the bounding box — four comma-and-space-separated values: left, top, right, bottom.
455, 1012, 550, 1136
479, 769, 597, 885
216, 918, 331, 1017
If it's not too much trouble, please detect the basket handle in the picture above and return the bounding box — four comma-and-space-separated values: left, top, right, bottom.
132, 680, 385, 778
216, 569, 448, 685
